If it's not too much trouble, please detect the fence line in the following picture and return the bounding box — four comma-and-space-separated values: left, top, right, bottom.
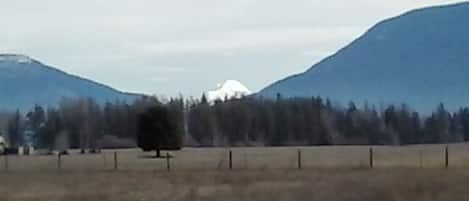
0, 145, 466, 172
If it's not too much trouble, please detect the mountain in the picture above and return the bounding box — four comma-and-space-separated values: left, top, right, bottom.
258, 2, 469, 112
205, 80, 252, 102
0, 54, 140, 111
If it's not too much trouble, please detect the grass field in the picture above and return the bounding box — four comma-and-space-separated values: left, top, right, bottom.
2, 144, 469, 200
2, 169, 469, 201
1, 143, 469, 172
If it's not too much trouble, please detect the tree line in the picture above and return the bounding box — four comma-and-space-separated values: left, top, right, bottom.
1, 95, 469, 151
187, 95, 469, 146
0, 96, 184, 152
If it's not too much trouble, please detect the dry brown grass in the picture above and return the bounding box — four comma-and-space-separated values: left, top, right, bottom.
2, 144, 469, 172
2, 169, 469, 201
2, 144, 469, 200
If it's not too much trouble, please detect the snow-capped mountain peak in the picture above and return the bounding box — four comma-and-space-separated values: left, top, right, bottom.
205, 80, 251, 102
0, 54, 35, 64
0, 54, 139, 110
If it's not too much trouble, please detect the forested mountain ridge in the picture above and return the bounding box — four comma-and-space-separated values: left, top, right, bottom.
259, 2, 469, 112
0, 54, 140, 110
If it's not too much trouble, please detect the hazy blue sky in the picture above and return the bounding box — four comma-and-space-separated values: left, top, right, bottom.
0, 0, 462, 97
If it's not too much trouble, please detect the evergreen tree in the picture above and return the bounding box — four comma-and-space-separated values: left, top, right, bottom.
137, 105, 182, 157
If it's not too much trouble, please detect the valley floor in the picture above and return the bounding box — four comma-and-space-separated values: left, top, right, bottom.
2, 144, 469, 201
1, 169, 469, 201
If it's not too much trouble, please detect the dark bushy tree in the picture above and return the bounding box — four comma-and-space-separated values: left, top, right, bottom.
137, 105, 182, 157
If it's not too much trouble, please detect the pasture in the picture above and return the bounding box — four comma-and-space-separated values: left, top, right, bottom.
2, 144, 469, 200
1, 143, 469, 172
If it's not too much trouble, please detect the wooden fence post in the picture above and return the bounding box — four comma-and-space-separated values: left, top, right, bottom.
57, 154, 62, 171
114, 151, 118, 170
369, 147, 374, 168
4, 154, 8, 172
419, 149, 423, 168
445, 145, 449, 168
229, 150, 233, 170
102, 152, 107, 170
166, 153, 171, 172
297, 149, 302, 170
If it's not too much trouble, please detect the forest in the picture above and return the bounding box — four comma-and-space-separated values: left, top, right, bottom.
0, 96, 184, 150
188, 96, 469, 146
1, 95, 469, 150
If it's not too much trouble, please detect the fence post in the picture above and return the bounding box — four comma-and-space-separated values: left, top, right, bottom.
114, 151, 118, 171
57, 154, 62, 171
229, 150, 233, 170
419, 149, 423, 168
102, 152, 107, 170
369, 147, 374, 168
4, 154, 8, 172
166, 153, 171, 172
445, 145, 449, 168
297, 149, 302, 170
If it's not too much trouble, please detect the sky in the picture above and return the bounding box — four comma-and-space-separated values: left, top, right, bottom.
0, 0, 464, 97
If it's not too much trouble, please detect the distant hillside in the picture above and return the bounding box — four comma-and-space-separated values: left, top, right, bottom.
0, 54, 141, 110
259, 2, 469, 112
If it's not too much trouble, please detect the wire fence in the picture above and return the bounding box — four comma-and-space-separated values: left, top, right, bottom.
1, 144, 468, 172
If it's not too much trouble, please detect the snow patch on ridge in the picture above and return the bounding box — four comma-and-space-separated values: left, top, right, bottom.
205, 80, 251, 102
0, 54, 35, 64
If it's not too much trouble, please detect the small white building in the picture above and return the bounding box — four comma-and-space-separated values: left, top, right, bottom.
0, 135, 6, 154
